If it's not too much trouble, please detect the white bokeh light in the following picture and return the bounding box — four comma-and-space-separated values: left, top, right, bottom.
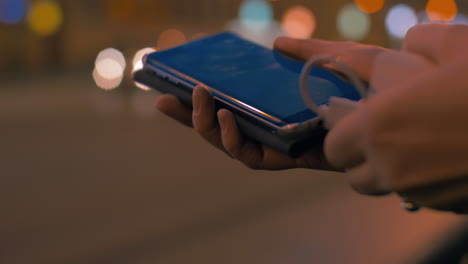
93, 68, 123, 91
225, 19, 283, 48
132, 47, 156, 91
95, 58, 124, 80
93, 48, 126, 90
386, 4, 418, 39
132, 47, 155, 69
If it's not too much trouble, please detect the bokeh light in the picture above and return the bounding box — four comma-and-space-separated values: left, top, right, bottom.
386, 4, 418, 39
226, 19, 283, 47
157, 29, 187, 50
426, 0, 458, 22
282, 5, 317, 39
93, 48, 126, 90
450, 14, 468, 25
0, 0, 28, 24
337, 3, 371, 41
417, 11, 468, 25
354, 0, 385, 14
239, 0, 273, 29
93, 68, 124, 91
132, 47, 156, 91
132, 47, 155, 71
27, 0, 63, 36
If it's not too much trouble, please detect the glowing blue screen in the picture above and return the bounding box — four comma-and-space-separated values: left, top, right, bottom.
147, 32, 361, 124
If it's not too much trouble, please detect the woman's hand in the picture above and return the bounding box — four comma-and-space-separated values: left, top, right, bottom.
325, 24, 468, 213
155, 37, 387, 171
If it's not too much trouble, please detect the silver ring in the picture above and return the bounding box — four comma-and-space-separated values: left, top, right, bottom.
300, 56, 368, 115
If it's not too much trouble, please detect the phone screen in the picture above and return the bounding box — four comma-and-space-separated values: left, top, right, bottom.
146, 32, 361, 125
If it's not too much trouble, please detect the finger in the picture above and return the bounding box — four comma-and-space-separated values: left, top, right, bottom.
217, 109, 244, 158
217, 109, 263, 169
324, 107, 367, 169
192, 86, 224, 149
403, 24, 468, 64
274, 37, 338, 61
274, 37, 385, 81
346, 163, 391, 196
332, 45, 387, 82
155, 94, 193, 127
370, 50, 435, 92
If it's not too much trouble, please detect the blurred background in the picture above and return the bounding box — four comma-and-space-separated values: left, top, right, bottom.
1, 0, 468, 263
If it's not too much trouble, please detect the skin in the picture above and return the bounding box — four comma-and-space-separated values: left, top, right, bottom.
155, 37, 387, 171
325, 24, 468, 213
155, 24, 468, 213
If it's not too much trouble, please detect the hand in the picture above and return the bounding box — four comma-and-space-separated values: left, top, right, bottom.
156, 37, 388, 171
325, 24, 468, 213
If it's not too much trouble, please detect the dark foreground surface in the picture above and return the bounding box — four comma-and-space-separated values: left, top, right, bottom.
0, 73, 466, 264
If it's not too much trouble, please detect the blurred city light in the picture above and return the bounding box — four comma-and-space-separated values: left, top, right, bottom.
337, 3, 371, 41
132, 47, 156, 91
0, 0, 28, 24
282, 5, 316, 39
27, 0, 63, 36
95, 48, 126, 79
225, 0, 281, 47
426, 0, 458, 22
418, 11, 468, 25
93, 68, 123, 91
354, 0, 385, 14
226, 19, 283, 47
239, 0, 273, 29
132, 47, 155, 71
386, 4, 418, 39
450, 14, 468, 25
94, 48, 126, 90
157, 29, 187, 50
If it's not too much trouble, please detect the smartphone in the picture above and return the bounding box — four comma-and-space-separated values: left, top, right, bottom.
134, 32, 361, 157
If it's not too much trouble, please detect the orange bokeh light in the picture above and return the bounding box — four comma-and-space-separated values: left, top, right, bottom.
157, 29, 187, 50
426, 0, 458, 22
354, 0, 385, 14
282, 6, 317, 39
